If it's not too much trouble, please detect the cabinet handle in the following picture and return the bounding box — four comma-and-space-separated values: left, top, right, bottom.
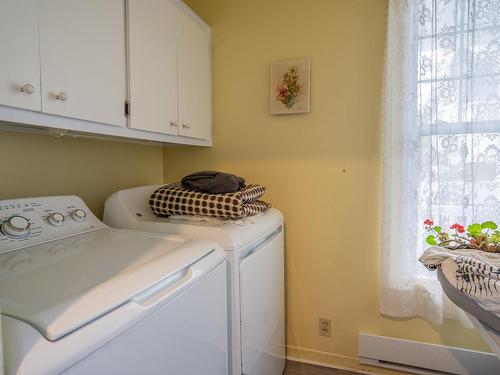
182, 123, 191, 129
19, 84, 35, 95
170, 121, 179, 127
55, 92, 68, 101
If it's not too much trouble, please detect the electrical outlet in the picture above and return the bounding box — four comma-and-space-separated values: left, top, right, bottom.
319, 318, 331, 337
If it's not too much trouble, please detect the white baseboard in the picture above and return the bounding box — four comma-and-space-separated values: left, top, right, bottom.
286, 345, 403, 375
286, 355, 375, 375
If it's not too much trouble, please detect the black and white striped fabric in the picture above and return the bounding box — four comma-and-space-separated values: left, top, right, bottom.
454, 256, 500, 298
420, 246, 500, 317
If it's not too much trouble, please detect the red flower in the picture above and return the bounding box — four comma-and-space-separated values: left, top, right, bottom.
276, 84, 288, 99
424, 219, 433, 226
450, 223, 465, 233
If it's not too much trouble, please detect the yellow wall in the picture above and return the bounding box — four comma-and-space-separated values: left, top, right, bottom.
0, 0, 490, 372
164, 0, 490, 371
0, 131, 163, 218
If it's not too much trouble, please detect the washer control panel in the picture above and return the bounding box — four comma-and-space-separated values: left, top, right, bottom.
0, 196, 107, 254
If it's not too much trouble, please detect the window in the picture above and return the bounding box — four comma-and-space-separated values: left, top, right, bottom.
416, 0, 500, 259
381, 0, 499, 322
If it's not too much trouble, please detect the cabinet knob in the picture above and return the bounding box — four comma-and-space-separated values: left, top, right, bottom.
55, 92, 68, 101
19, 84, 35, 94
170, 121, 179, 127
182, 123, 191, 129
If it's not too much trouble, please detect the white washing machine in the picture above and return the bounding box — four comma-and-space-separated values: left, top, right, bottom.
0, 195, 227, 375
104, 185, 286, 375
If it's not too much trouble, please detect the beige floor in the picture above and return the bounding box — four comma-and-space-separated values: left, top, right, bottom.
284, 361, 360, 375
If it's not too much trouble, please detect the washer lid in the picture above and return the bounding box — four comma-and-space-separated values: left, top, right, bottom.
0, 228, 221, 341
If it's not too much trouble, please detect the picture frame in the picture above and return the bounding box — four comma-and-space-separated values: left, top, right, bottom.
270, 58, 311, 115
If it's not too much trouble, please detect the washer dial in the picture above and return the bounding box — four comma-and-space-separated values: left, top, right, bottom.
47, 212, 65, 226
2, 216, 31, 238
71, 209, 86, 222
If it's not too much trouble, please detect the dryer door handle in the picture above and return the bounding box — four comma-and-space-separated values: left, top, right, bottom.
241, 227, 282, 260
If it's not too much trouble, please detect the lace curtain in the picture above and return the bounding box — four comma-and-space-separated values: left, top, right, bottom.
381, 0, 500, 324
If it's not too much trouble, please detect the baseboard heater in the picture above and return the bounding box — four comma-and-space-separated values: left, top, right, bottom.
358, 333, 500, 375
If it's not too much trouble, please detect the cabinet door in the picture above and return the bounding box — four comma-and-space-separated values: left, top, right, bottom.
178, 9, 211, 141
38, 0, 127, 126
0, 0, 41, 111
127, 0, 179, 135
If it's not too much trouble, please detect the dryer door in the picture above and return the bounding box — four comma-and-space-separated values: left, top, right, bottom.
240, 229, 285, 375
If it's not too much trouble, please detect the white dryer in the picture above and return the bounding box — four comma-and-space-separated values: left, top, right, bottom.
0, 195, 227, 375
104, 185, 286, 375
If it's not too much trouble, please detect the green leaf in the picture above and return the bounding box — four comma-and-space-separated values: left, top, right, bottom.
467, 223, 482, 236
426, 235, 438, 246
481, 221, 498, 230
434, 226, 442, 233
491, 231, 500, 243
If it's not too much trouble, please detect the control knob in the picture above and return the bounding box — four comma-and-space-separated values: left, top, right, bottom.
47, 212, 65, 226
2, 216, 31, 238
71, 209, 86, 222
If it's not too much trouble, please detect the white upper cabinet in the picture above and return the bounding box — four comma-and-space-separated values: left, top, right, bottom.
127, 0, 211, 141
38, 0, 127, 126
177, 7, 211, 140
0, 0, 41, 111
127, 0, 179, 135
0, 0, 211, 145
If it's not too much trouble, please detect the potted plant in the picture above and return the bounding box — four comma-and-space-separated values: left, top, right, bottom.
424, 219, 500, 253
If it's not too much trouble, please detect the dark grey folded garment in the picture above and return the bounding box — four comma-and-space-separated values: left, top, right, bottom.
181, 170, 246, 193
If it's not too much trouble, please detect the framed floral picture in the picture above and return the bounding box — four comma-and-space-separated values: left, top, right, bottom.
270, 58, 310, 115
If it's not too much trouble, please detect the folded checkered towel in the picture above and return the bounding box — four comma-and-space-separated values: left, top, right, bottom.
149, 182, 271, 219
